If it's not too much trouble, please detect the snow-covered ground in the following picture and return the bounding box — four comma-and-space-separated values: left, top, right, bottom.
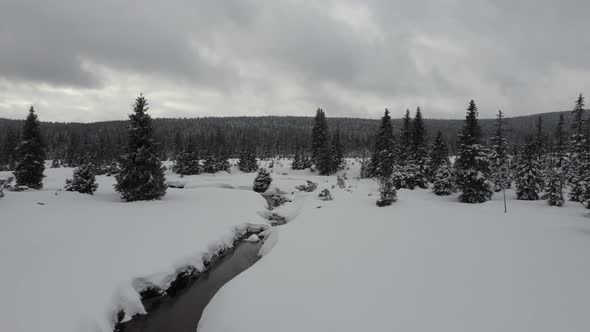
199, 162, 590, 332
0, 165, 271, 332
3, 159, 590, 332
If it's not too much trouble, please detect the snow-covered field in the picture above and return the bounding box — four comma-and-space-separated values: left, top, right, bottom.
199, 162, 590, 332
0, 164, 272, 332
2, 159, 590, 332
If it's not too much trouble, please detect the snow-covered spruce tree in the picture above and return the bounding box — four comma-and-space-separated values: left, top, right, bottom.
253, 168, 272, 193
398, 109, 413, 166
515, 138, 544, 200
433, 163, 456, 196
390, 164, 417, 190
454, 100, 493, 203
489, 110, 512, 192
14, 106, 46, 189
311, 108, 329, 166
173, 149, 202, 175
369, 109, 396, 178
428, 131, 449, 181
376, 176, 397, 207
543, 167, 564, 207
114, 95, 167, 201
65, 161, 98, 194
568, 94, 586, 202
238, 147, 258, 173
202, 154, 218, 173
410, 107, 428, 188
311, 108, 338, 175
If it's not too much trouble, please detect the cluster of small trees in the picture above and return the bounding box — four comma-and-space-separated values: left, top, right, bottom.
374, 94, 590, 209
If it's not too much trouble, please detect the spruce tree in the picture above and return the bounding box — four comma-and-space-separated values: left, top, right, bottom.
369, 109, 396, 178
542, 114, 567, 207
543, 167, 564, 207
14, 106, 46, 189
311, 108, 329, 165
454, 100, 493, 203
428, 131, 449, 181
253, 168, 272, 193
489, 110, 511, 192
515, 138, 544, 200
568, 94, 585, 201
115, 95, 167, 201
173, 148, 202, 175
433, 163, 456, 196
202, 155, 218, 173
238, 146, 258, 173
65, 161, 98, 195
410, 107, 428, 188
398, 109, 413, 165
376, 176, 397, 207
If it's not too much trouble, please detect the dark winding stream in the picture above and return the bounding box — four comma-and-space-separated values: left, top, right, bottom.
115, 239, 263, 332
113, 189, 291, 332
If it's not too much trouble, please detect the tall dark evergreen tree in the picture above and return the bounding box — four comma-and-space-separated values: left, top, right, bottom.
568, 94, 586, 201
311, 108, 329, 165
398, 109, 413, 165
115, 95, 167, 201
410, 107, 428, 188
14, 106, 46, 189
428, 131, 449, 180
311, 108, 337, 175
369, 109, 396, 178
542, 113, 568, 207
515, 137, 544, 200
454, 100, 493, 203
489, 110, 511, 191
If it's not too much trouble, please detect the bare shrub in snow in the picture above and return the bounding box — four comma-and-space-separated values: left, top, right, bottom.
295, 180, 317, 192
253, 168, 272, 193
318, 189, 332, 201
337, 175, 346, 188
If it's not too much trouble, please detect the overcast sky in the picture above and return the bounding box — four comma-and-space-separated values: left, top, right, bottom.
1, 0, 589, 122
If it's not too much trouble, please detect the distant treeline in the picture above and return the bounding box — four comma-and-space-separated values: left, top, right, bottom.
0, 110, 578, 163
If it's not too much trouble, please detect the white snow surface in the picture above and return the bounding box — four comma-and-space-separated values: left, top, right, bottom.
198, 162, 590, 332
0, 166, 270, 332
3, 159, 590, 332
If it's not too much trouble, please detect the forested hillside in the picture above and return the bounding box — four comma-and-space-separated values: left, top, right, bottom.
0, 110, 577, 161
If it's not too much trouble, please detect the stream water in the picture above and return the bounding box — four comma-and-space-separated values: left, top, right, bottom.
115, 240, 263, 332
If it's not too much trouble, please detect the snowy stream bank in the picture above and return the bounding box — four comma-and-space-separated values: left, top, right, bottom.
112, 187, 294, 332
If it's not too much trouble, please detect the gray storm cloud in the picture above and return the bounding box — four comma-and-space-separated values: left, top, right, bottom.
0, 0, 589, 121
